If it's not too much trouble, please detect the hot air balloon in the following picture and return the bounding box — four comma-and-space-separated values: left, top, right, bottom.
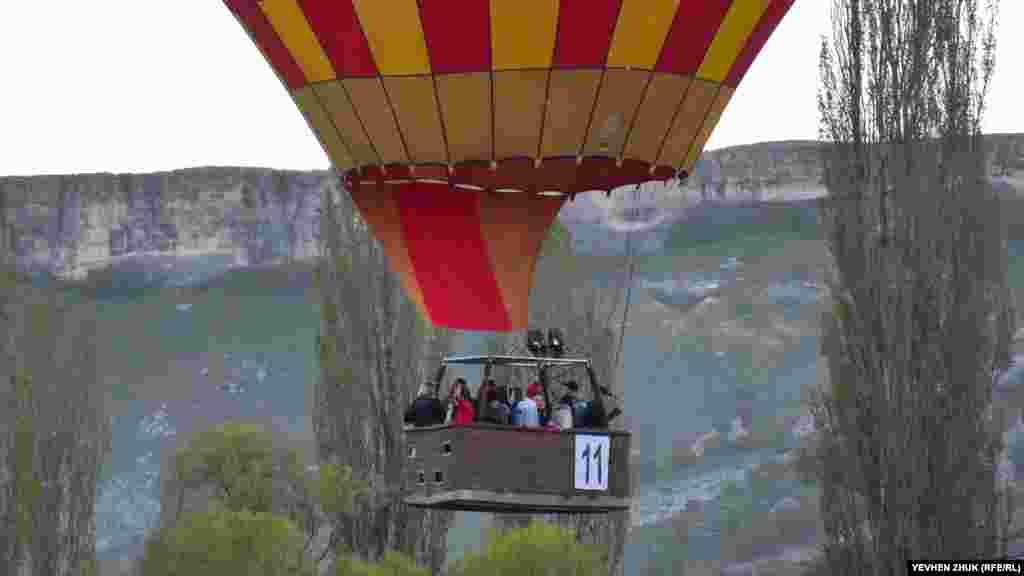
223, 0, 795, 332
223, 0, 794, 513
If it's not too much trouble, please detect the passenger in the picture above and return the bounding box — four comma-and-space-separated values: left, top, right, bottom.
589, 396, 609, 429
545, 417, 564, 431
447, 378, 476, 425
512, 386, 540, 428
572, 397, 593, 428
404, 382, 445, 427
559, 380, 592, 428
475, 379, 497, 423
527, 381, 542, 399
496, 385, 512, 412
509, 386, 524, 420
552, 401, 573, 429
484, 383, 512, 425
525, 381, 549, 425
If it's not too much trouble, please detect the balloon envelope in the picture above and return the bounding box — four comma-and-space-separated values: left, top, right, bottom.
223, 0, 795, 331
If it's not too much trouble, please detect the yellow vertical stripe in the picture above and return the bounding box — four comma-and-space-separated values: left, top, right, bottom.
258, 0, 335, 82
293, 87, 354, 169
682, 86, 734, 171
490, 0, 559, 70
351, 0, 431, 75
605, 0, 680, 69
697, 0, 771, 82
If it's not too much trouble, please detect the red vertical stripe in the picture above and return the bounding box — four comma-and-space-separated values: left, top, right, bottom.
554, 0, 621, 68
724, 0, 795, 87
655, 0, 732, 75
224, 0, 308, 89
395, 182, 511, 331
297, 0, 378, 77
419, 0, 491, 74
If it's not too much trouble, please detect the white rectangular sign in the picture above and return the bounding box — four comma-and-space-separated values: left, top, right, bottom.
574, 434, 610, 491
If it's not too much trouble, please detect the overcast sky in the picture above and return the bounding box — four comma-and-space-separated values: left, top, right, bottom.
1, 1, 1021, 176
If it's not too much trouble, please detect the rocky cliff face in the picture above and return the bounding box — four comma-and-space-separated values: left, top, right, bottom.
2, 135, 1021, 277
0, 168, 326, 279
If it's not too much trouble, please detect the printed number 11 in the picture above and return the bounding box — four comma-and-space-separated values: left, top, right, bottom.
581, 443, 603, 485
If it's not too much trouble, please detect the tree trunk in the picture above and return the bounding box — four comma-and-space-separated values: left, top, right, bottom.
313, 175, 453, 574
0, 278, 107, 574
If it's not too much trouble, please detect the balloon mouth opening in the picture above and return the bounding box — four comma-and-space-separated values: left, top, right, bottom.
340, 158, 681, 199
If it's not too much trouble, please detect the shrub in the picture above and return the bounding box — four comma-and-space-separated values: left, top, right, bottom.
450, 520, 602, 576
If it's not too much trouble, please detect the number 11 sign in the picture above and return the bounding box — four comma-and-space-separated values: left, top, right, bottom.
574, 435, 610, 491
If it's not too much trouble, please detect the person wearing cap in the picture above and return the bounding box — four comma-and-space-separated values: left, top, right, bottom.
512, 382, 541, 427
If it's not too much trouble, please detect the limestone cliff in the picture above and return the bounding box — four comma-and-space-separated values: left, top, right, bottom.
4, 136, 1020, 280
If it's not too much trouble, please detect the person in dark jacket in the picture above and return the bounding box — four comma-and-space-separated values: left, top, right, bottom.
475, 379, 497, 423
483, 384, 512, 425
559, 380, 592, 428
404, 382, 445, 427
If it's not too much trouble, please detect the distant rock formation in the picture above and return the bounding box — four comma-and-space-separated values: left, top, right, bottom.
3, 135, 1020, 277
1, 168, 327, 279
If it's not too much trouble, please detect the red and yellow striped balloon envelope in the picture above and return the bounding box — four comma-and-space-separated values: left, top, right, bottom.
223, 0, 795, 331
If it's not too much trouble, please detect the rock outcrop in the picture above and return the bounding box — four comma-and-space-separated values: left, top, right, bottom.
4, 136, 1022, 278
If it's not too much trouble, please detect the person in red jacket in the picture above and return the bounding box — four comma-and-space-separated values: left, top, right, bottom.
447, 377, 476, 425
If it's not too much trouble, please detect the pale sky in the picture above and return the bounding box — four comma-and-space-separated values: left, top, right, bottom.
1, 1, 1021, 176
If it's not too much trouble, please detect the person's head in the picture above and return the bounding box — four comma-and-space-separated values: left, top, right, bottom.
452, 378, 468, 399
565, 380, 579, 393
511, 387, 523, 403
527, 382, 542, 398
418, 382, 435, 397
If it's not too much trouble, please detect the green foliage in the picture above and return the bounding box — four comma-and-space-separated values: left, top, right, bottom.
831, 300, 847, 324
540, 220, 574, 259
482, 334, 504, 355
13, 372, 38, 546
27, 300, 51, 338
317, 330, 353, 389
0, 267, 17, 292
315, 462, 365, 518
672, 333, 711, 355
140, 506, 315, 576
334, 254, 352, 276
665, 205, 820, 256
76, 557, 100, 576
152, 420, 366, 574
734, 301, 755, 319
717, 480, 755, 538
334, 551, 430, 576
450, 520, 602, 576
174, 422, 278, 513
748, 413, 788, 451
